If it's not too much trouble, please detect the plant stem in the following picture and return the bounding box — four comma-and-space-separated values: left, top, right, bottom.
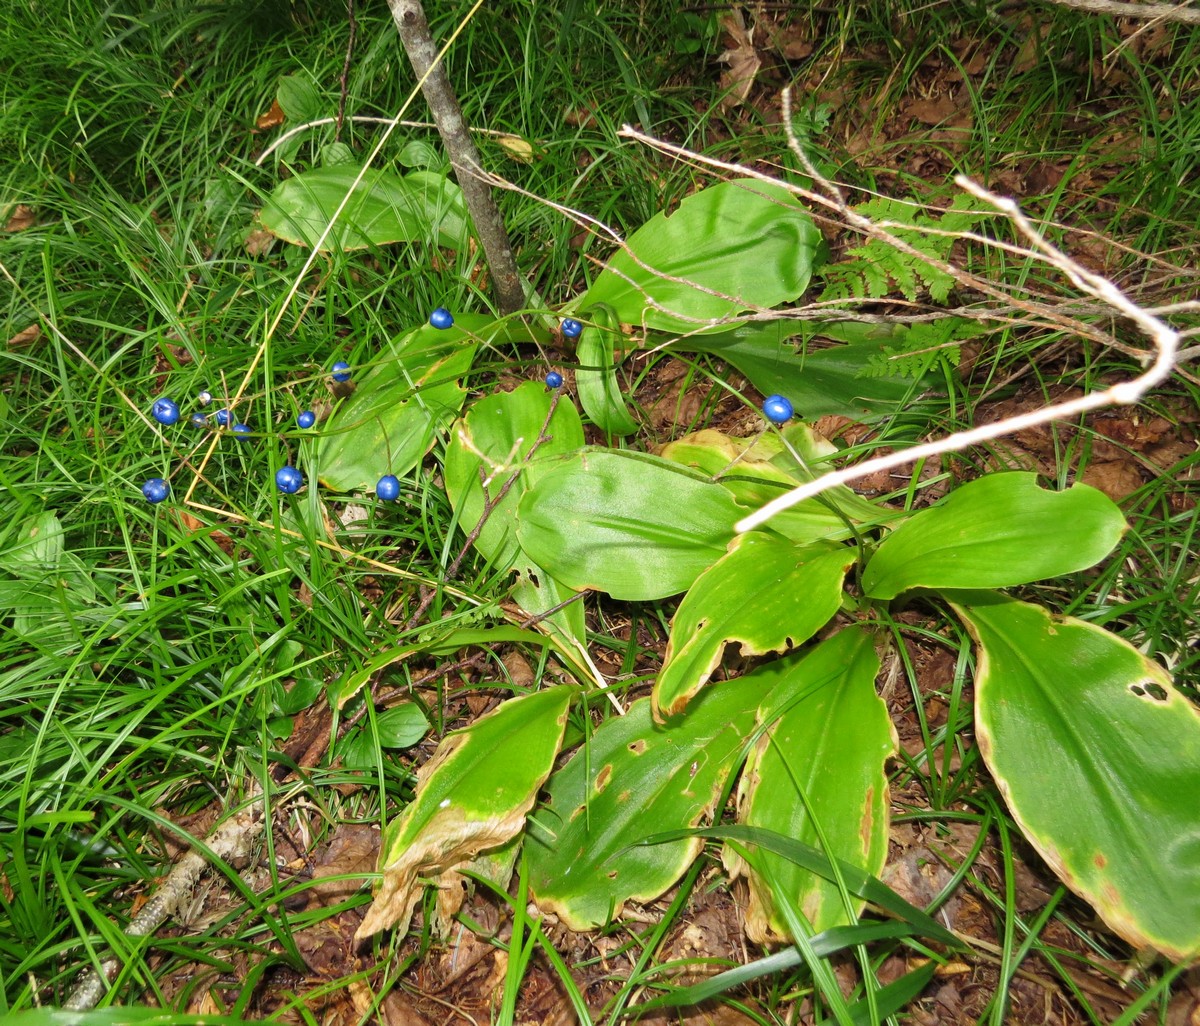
388, 0, 527, 316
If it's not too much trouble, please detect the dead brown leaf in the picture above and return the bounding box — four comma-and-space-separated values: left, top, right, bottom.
717, 10, 761, 111
305, 824, 379, 908
3, 204, 35, 232
245, 227, 277, 258
255, 99, 285, 132
7, 324, 40, 349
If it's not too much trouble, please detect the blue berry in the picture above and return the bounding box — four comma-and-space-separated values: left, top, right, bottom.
141, 478, 170, 504
331, 361, 352, 382
197, 390, 213, 407
561, 318, 583, 339
762, 394, 794, 424
151, 398, 180, 425
233, 423, 251, 439
297, 410, 316, 429
545, 371, 564, 389
429, 307, 454, 330
190, 411, 209, 428
214, 408, 232, 426
376, 474, 401, 502
275, 466, 303, 494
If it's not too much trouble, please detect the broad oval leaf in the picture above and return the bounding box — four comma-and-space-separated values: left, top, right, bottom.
653, 536, 854, 718
516, 450, 743, 601
260, 166, 469, 251
949, 591, 1200, 962
689, 320, 932, 421
527, 675, 763, 930
444, 383, 589, 657
317, 318, 496, 491
862, 472, 1127, 600
357, 685, 575, 939
445, 381, 586, 568
724, 626, 894, 942
578, 179, 823, 335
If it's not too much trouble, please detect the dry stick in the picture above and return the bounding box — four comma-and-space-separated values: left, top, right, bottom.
388, 0, 526, 316
65, 803, 264, 1010
737, 127, 1180, 532
1039, 0, 1200, 23
335, 0, 358, 142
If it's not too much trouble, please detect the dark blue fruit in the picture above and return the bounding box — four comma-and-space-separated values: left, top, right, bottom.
545, 371, 564, 389
331, 361, 352, 382
151, 398, 180, 425
142, 478, 170, 503
762, 394, 794, 424
275, 466, 303, 494
376, 474, 401, 501
560, 318, 583, 339
297, 410, 316, 429
429, 307, 454, 329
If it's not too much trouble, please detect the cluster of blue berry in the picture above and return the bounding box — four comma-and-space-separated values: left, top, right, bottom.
143, 308, 793, 506
142, 308, 464, 505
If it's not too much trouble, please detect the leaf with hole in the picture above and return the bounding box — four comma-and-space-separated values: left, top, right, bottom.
356, 685, 574, 939
862, 472, 1127, 599
516, 450, 743, 601
653, 536, 854, 718
949, 591, 1200, 962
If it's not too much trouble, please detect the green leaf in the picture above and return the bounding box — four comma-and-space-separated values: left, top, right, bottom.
444, 382, 589, 653
862, 473, 1127, 599
578, 179, 823, 335
948, 592, 1200, 962
653, 536, 854, 717
648, 824, 961, 948
445, 382, 585, 569
726, 627, 894, 942
357, 685, 575, 939
659, 428, 898, 542
260, 166, 469, 251
276, 74, 323, 124
689, 320, 933, 421
375, 703, 431, 748
526, 676, 763, 930
574, 305, 639, 436
317, 319, 493, 492
0, 511, 65, 570
516, 450, 744, 601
